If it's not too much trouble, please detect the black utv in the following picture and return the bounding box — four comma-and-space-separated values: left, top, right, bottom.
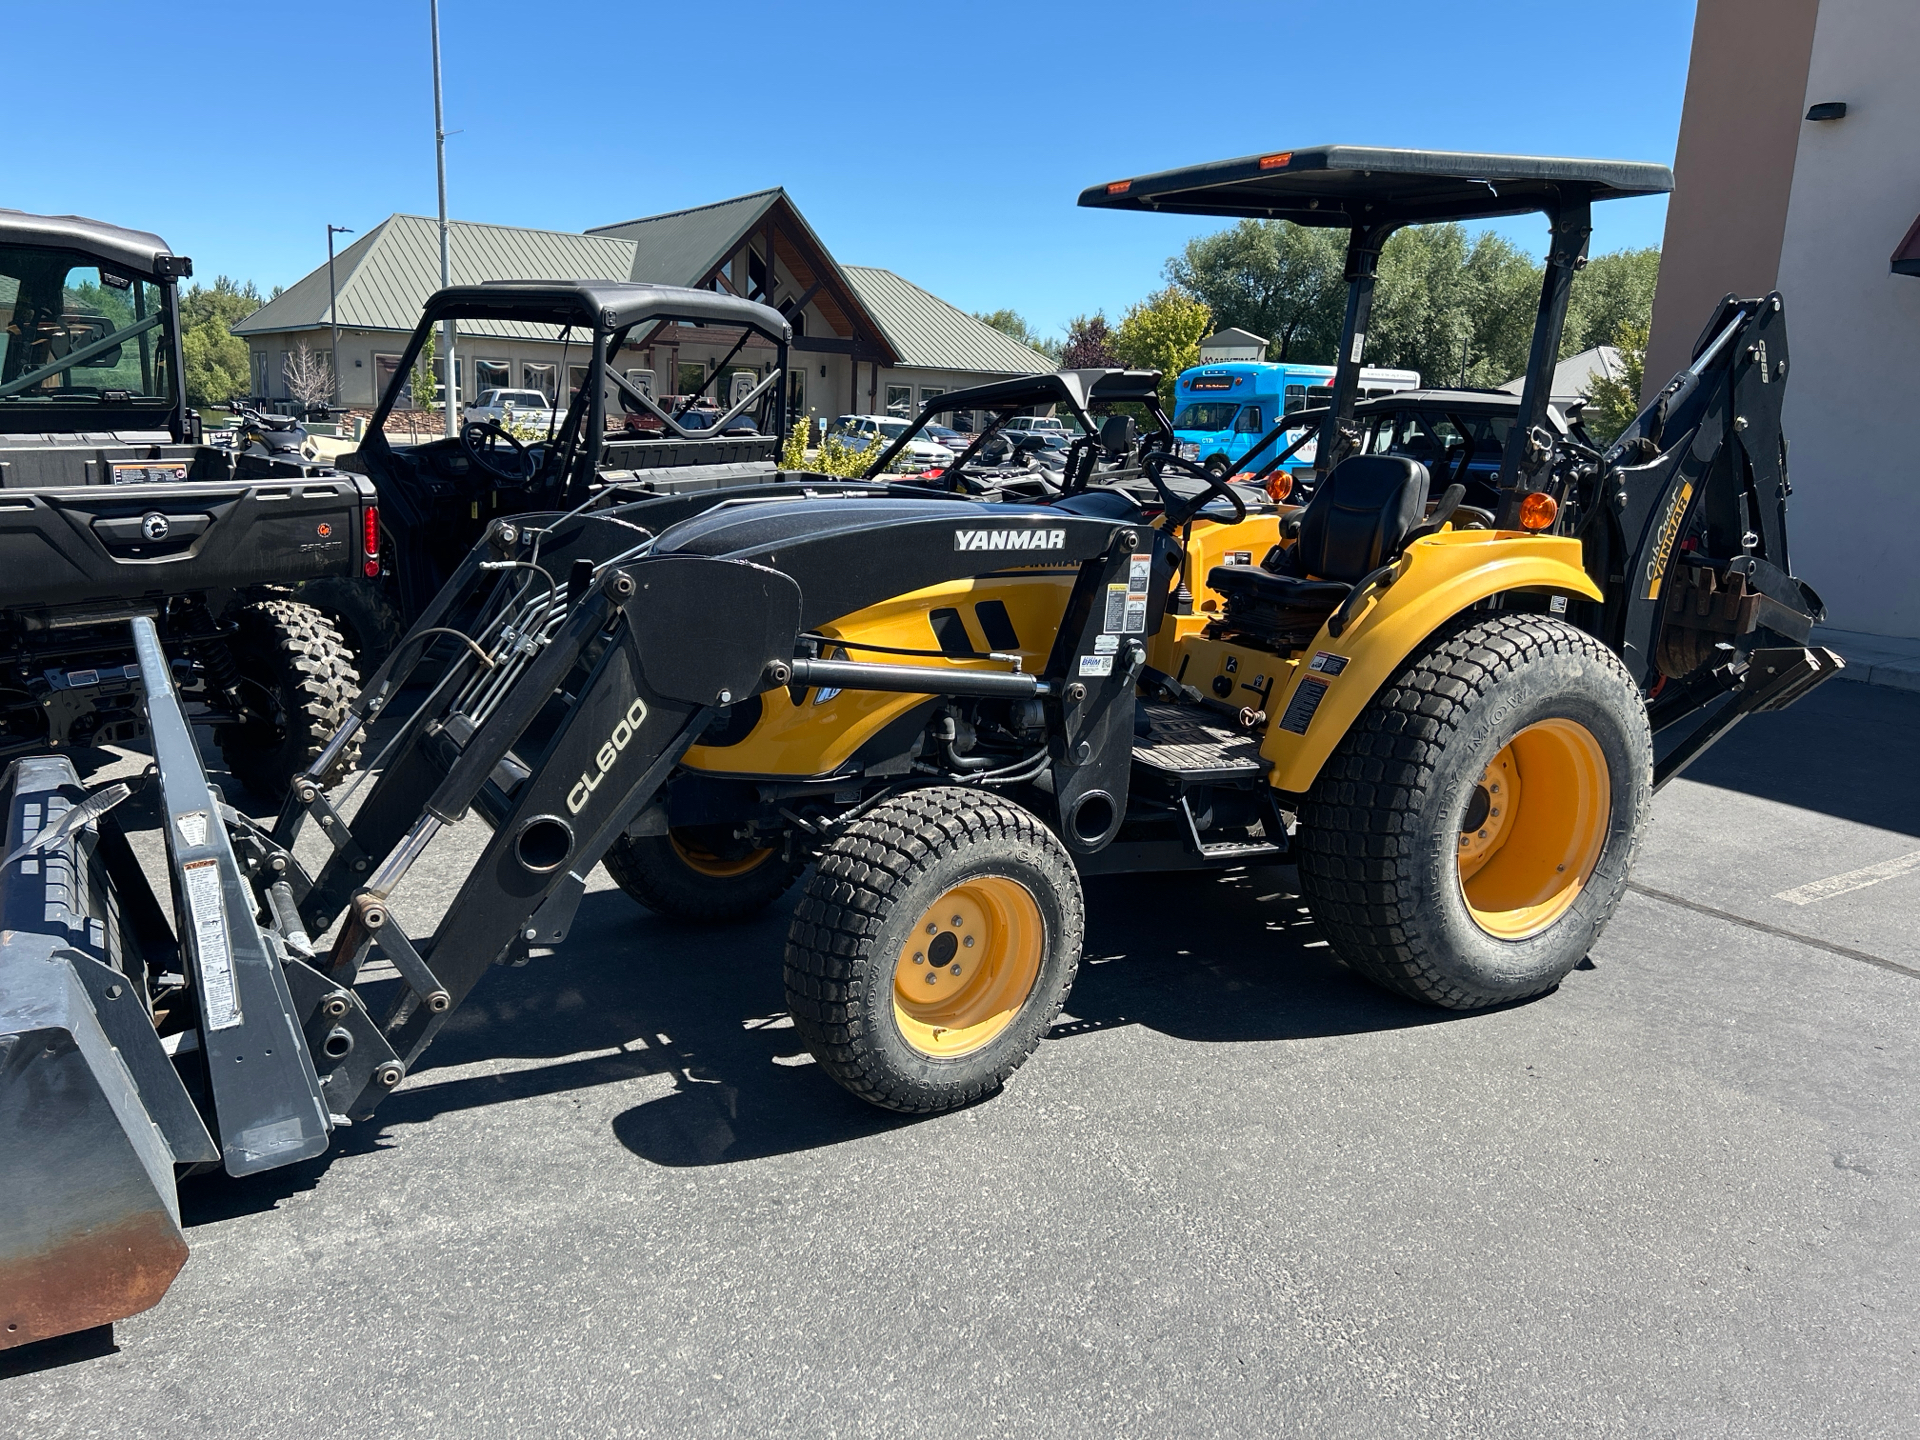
0, 210, 374, 796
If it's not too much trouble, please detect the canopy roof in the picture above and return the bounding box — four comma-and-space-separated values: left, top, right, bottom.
0, 208, 186, 278
417, 280, 790, 340
1079, 146, 1673, 227
932, 368, 1164, 418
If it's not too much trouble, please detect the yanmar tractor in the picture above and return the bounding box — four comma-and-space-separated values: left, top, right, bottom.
1, 149, 1840, 1348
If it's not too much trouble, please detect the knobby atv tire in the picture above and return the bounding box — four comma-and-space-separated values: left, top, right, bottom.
294, 575, 405, 669
215, 599, 361, 802
602, 831, 804, 923
784, 787, 1084, 1114
1296, 613, 1651, 1010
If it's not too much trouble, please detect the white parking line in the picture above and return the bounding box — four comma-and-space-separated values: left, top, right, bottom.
1774, 849, 1920, 906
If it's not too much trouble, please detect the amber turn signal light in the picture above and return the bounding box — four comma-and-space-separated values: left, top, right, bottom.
1519, 492, 1558, 531
1264, 472, 1293, 503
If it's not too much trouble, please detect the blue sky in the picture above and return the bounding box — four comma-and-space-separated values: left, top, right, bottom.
12, 0, 1696, 342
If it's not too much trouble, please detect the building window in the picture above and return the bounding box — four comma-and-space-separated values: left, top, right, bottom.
918, 386, 946, 408
567, 364, 591, 401
885, 383, 913, 418
676, 361, 706, 399
787, 368, 805, 422
475, 358, 509, 393
522, 363, 556, 401
432, 356, 463, 401
374, 353, 406, 407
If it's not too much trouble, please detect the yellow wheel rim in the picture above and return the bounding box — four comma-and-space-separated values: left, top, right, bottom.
893, 876, 1045, 1058
1457, 718, 1611, 940
669, 829, 776, 879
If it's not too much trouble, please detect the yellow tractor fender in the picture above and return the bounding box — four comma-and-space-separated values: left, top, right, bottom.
1259, 529, 1602, 794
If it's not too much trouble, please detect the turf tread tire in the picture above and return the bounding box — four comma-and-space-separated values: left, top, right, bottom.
784, 787, 1083, 1115
602, 833, 803, 922
1296, 612, 1650, 1010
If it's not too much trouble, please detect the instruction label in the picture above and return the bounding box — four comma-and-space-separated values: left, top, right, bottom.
182, 857, 242, 1031
1106, 554, 1153, 635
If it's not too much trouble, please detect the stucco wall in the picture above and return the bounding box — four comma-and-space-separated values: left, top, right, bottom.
1643, 0, 1820, 395
1774, 0, 1920, 637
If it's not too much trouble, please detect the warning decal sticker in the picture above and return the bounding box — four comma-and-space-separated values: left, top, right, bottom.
183, 857, 242, 1031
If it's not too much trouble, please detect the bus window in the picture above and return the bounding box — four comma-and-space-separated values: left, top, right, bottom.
1234, 406, 1264, 433
1307, 385, 1332, 408
1284, 385, 1305, 413
1172, 401, 1240, 431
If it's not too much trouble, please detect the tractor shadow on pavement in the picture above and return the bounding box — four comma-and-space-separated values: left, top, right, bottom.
1672, 680, 1920, 837
183, 862, 1489, 1216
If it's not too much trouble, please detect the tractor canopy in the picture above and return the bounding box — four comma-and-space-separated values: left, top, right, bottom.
1081, 147, 1674, 519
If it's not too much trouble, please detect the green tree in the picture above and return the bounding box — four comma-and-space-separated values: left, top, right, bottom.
1563, 247, 1661, 357
410, 326, 439, 414
972, 308, 1061, 361
1166, 219, 1346, 362
178, 276, 261, 406
1581, 317, 1649, 444
1112, 287, 1212, 407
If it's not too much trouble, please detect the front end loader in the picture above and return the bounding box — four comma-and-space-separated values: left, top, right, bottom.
1, 150, 1842, 1349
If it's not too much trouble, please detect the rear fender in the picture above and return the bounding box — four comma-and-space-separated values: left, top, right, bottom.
1260, 530, 1602, 793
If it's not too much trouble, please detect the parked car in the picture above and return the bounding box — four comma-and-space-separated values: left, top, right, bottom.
1006, 414, 1070, 438
830, 414, 955, 469
464, 387, 565, 432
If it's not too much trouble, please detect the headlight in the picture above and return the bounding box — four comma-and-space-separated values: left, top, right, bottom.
1179, 442, 1200, 460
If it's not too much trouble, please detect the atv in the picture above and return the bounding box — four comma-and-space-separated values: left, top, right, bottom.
0, 211, 373, 798
0, 148, 1843, 1349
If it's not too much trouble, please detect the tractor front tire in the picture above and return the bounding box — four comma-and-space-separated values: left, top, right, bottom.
602, 827, 803, 923
785, 788, 1083, 1114
215, 600, 360, 802
1297, 613, 1651, 1010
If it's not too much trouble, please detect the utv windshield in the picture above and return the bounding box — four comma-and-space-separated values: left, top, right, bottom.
1172, 402, 1239, 432
0, 245, 175, 407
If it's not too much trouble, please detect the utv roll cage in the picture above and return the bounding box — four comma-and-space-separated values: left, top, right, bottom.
362, 280, 794, 502
863, 367, 1172, 488
1080, 145, 1673, 525
0, 208, 194, 441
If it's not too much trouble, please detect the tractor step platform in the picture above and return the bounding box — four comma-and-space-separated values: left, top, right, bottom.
1130, 704, 1267, 799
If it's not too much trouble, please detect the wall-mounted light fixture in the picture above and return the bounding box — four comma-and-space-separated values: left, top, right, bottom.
820, 365, 827, 377
1806, 102, 1848, 121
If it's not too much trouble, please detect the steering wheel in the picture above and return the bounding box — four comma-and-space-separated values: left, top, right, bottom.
460, 420, 535, 482
1143, 449, 1248, 528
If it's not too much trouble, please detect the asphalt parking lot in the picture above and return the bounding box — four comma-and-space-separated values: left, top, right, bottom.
5, 679, 1918, 1438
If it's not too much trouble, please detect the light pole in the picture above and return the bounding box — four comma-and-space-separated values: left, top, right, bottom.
430, 0, 455, 437
326, 224, 352, 406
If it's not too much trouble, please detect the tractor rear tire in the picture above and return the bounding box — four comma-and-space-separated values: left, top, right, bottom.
784, 787, 1083, 1114
214, 600, 361, 802
602, 827, 803, 922
1296, 613, 1650, 1010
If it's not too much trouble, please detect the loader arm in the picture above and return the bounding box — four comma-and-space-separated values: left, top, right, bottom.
272, 494, 1144, 1117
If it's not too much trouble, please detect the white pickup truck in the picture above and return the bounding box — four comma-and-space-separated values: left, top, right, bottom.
463, 388, 566, 433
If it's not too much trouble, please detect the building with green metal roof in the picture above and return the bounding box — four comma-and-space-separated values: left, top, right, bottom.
233, 189, 1052, 427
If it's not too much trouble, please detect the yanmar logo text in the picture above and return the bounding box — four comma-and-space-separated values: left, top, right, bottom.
954, 528, 1066, 553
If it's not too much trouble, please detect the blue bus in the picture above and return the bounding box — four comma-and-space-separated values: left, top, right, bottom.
1171, 361, 1421, 479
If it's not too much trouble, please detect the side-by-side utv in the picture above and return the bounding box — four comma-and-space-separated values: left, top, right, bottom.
0, 212, 372, 798
1, 148, 1840, 1348
317, 281, 796, 660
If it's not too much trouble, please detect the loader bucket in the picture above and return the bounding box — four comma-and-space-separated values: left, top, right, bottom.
0, 937, 188, 1349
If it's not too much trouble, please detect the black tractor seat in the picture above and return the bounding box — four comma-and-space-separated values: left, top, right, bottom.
1208, 454, 1430, 649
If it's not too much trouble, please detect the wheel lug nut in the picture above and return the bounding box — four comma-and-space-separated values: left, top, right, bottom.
1479, 829, 1488, 839
963, 935, 974, 947
950, 915, 963, 927
925, 972, 939, 985
913, 952, 925, 964
925, 923, 937, 935
950, 964, 962, 975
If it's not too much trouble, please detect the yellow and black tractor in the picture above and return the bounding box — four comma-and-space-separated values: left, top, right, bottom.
0, 148, 1840, 1345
